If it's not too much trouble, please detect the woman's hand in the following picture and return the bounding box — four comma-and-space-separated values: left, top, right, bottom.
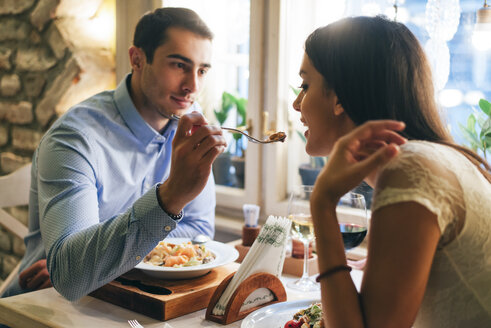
313, 120, 406, 204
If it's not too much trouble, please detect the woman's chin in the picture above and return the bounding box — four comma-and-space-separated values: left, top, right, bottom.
305, 146, 323, 157
306, 140, 331, 157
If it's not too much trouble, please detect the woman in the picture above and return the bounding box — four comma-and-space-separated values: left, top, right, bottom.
293, 16, 491, 327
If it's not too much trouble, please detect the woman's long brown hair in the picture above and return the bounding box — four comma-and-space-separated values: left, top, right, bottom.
305, 16, 491, 183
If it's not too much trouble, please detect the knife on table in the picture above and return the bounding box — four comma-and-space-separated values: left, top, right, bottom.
115, 277, 172, 295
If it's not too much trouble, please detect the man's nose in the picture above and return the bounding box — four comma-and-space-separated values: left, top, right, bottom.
183, 71, 199, 94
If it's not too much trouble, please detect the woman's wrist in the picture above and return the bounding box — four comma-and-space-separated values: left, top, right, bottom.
311, 188, 338, 213
311, 203, 348, 271
316, 265, 352, 282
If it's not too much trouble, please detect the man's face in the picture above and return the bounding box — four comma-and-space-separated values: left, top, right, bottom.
134, 27, 212, 119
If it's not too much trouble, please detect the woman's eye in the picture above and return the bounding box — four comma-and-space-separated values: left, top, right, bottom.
175, 62, 185, 69
298, 83, 308, 92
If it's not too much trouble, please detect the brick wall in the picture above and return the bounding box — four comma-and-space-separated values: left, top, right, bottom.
0, 0, 115, 287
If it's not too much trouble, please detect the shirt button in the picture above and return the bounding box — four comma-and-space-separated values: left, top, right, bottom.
136, 256, 141, 261
164, 226, 171, 232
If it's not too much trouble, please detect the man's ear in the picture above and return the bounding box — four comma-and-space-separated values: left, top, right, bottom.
129, 46, 144, 70
333, 94, 344, 116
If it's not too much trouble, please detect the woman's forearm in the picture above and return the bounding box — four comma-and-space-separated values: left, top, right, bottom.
312, 203, 365, 328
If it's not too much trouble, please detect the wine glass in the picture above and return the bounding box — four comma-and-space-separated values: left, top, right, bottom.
337, 192, 368, 251
287, 185, 320, 292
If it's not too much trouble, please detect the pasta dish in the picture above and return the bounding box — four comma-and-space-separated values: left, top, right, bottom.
143, 240, 215, 268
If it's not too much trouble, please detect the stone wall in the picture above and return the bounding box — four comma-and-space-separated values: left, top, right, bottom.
0, 0, 115, 287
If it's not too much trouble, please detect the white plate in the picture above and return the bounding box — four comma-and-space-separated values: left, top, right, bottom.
241, 299, 321, 328
135, 237, 239, 279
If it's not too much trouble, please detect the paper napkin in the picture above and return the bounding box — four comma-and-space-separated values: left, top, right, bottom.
212, 215, 291, 315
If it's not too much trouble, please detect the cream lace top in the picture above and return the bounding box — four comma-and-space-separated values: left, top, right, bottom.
372, 141, 491, 327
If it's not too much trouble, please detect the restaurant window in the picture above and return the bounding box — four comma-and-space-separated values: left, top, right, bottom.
119, 0, 490, 218
160, 0, 262, 211
273, 0, 491, 216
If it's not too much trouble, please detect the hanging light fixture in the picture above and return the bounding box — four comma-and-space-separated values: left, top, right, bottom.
424, 0, 461, 91
472, 0, 491, 51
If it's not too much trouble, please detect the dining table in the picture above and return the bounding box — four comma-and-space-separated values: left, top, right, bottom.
0, 250, 363, 328
0, 270, 363, 328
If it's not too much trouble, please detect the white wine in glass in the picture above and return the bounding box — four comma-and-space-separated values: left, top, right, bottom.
290, 213, 315, 241
287, 185, 320, 292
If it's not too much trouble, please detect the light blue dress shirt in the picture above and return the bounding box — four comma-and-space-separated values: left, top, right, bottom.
1, 75, 216, 301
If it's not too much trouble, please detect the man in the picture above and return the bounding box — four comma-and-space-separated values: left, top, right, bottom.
1, 7, 226, 301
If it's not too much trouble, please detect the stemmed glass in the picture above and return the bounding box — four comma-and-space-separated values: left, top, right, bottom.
287, 185, 319, 292
337, 192, 368, 251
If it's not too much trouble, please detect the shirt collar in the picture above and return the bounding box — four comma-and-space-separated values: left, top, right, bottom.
114, 74, 178, 146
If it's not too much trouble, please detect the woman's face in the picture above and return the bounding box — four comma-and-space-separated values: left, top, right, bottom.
293, 53, 354, 156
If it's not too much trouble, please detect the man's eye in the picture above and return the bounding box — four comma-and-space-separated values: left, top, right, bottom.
298, 83, 308, 91
199, 69, 208, 75
175, 62, 186, 69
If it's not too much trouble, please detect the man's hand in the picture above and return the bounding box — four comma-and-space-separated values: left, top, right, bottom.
19, 259, 52, 291
159, 112, 227, 214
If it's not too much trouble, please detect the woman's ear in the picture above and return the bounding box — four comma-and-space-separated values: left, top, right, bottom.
333, 94, 344, 116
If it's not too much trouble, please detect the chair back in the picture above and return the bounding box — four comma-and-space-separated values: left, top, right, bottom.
0, 163, 31, 296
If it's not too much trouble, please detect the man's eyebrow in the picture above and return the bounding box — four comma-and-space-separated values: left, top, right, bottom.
167, 54, 212, 68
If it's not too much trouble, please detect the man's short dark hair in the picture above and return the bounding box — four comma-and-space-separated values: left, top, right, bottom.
133, 7, 213, 63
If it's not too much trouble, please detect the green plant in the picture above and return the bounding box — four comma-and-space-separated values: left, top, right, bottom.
232, 95, 247, 157
459, 98, 491, 161
213, 91, 248, 157
291, 85, 301, 97
213, 91, 235, 125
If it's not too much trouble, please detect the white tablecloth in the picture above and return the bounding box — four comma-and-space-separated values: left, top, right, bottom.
0, 270, 363, 328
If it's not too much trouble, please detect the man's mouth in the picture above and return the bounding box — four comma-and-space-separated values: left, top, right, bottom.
171, 96, 193, 108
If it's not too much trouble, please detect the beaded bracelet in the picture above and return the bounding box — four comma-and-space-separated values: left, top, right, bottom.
316, 265, 352, 282
156, 183, 184, 221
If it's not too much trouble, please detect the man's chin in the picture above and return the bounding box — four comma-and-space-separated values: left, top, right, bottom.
156, 105, 189, 119
169, 102, 194, 114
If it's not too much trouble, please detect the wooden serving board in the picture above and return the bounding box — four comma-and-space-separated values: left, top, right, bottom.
89, 262, 239, 321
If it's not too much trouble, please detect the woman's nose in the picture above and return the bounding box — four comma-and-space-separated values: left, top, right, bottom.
292, 92, 303, 112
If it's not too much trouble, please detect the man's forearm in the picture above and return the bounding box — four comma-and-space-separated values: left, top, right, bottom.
44, 188, 177, 301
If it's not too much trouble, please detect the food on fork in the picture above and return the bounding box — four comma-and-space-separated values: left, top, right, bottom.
268, 131, 287, 142
144, 241, 215, 267
284, 303, 324, 328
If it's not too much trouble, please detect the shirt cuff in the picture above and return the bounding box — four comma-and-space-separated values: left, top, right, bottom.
131, 185, 179, 238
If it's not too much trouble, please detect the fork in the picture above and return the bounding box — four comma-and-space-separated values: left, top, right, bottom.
128, 319, 144, 328
169, 114, 286, 144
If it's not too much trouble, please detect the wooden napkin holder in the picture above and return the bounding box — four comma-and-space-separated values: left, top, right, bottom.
205, 271, 287, 325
